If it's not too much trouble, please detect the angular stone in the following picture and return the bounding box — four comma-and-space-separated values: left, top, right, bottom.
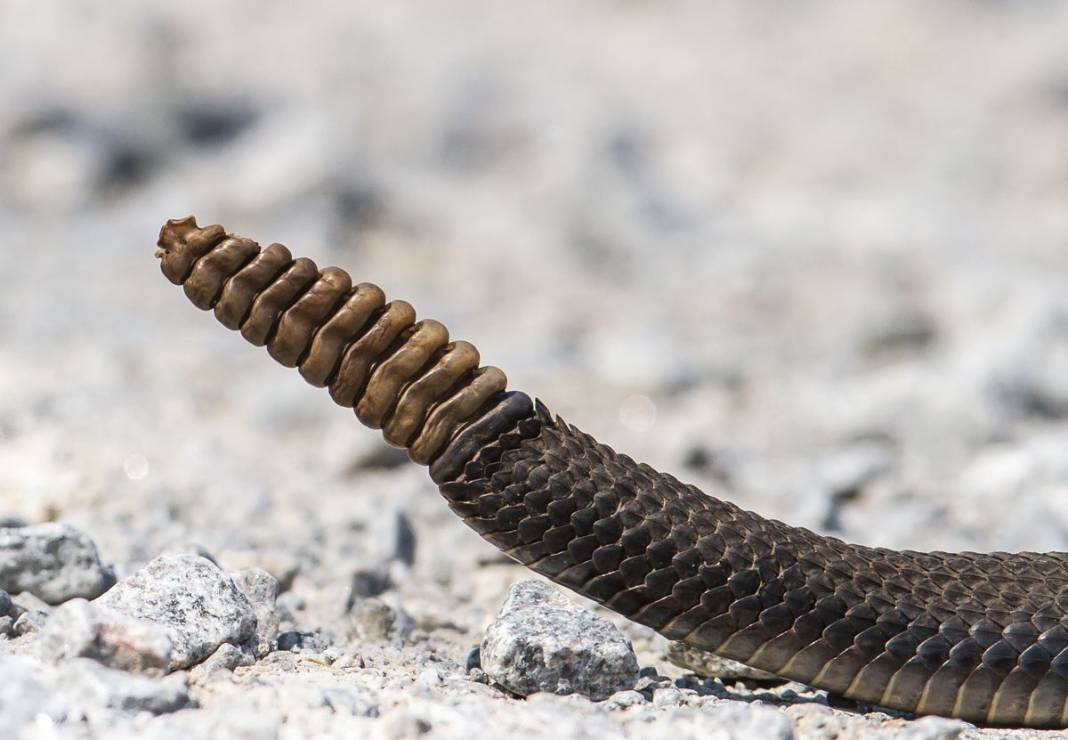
480, 580, 639, 701
189, 643, 255, 682
97, 554, 256, 670
0, 523, 115, 604
349, 597, 413, 644
37, 598, 172, 673
13, 610, 46, 636
231, 567, 281, 658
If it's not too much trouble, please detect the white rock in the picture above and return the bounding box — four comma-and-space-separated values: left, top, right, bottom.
0, 524, 115, 604
96, 554, 256, 670
13, 610, 47, 636
57, 658, 192, 715
37, 598, 172, 673
230, 567, 280, 658
480, 580, 639, 701
605, 689, 646, 708
189, 642, 255, 682
349, 597, 414, 644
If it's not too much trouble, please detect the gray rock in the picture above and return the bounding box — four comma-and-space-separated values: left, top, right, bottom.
349, 597, 414, 643
480, 580, 639, 701
58, 658, 192, 715
276, 629, 334, 653
0, 523, 116, 604
97, 554, 257, 670
231, 567, 281, 658
635, 674, 673, 699
666, 642, 780, 682
37, 598, 172, 673
0, 593, 15, 638
784, 704, 851, 740
189, 642, 255, 682
605, 689, 646, 708
652, 687, 689, 706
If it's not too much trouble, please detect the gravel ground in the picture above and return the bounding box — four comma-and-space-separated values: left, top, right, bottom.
2, 2, 1068, 738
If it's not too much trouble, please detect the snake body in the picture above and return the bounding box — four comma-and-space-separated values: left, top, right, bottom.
155, 217, 1068, 728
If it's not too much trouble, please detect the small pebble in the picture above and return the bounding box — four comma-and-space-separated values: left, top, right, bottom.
418, 668, 441, 688
350, 597, 413, 643
606, 690, 646, 708
652, 687, 686, 707
480, 580, 639, 701
189, 643, 255, 682
14, 610, 47, 635
465, 645, 481, 671
231, 567, 281, 658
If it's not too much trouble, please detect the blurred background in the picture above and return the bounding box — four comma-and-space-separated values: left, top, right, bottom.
2, 0, 1068, 595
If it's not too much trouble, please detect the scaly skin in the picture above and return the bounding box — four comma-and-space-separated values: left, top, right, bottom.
155, 217, 1068, 727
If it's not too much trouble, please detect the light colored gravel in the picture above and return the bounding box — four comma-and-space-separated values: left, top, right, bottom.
1, 2, 1067, 738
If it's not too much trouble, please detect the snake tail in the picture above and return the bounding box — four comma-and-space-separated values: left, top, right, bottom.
155, 216, 1068, 728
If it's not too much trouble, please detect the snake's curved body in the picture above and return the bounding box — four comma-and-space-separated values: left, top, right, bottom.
155, 217, 1068, 728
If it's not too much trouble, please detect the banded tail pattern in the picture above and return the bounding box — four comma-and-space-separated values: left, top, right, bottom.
155, 217, 1068, 728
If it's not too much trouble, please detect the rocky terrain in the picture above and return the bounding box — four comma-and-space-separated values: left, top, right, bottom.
2, 1, 1068, 738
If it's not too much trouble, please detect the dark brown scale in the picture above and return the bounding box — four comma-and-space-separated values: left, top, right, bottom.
155, 216, 1068, 729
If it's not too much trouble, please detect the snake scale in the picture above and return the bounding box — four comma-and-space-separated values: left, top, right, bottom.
155, 216, 1068, 728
